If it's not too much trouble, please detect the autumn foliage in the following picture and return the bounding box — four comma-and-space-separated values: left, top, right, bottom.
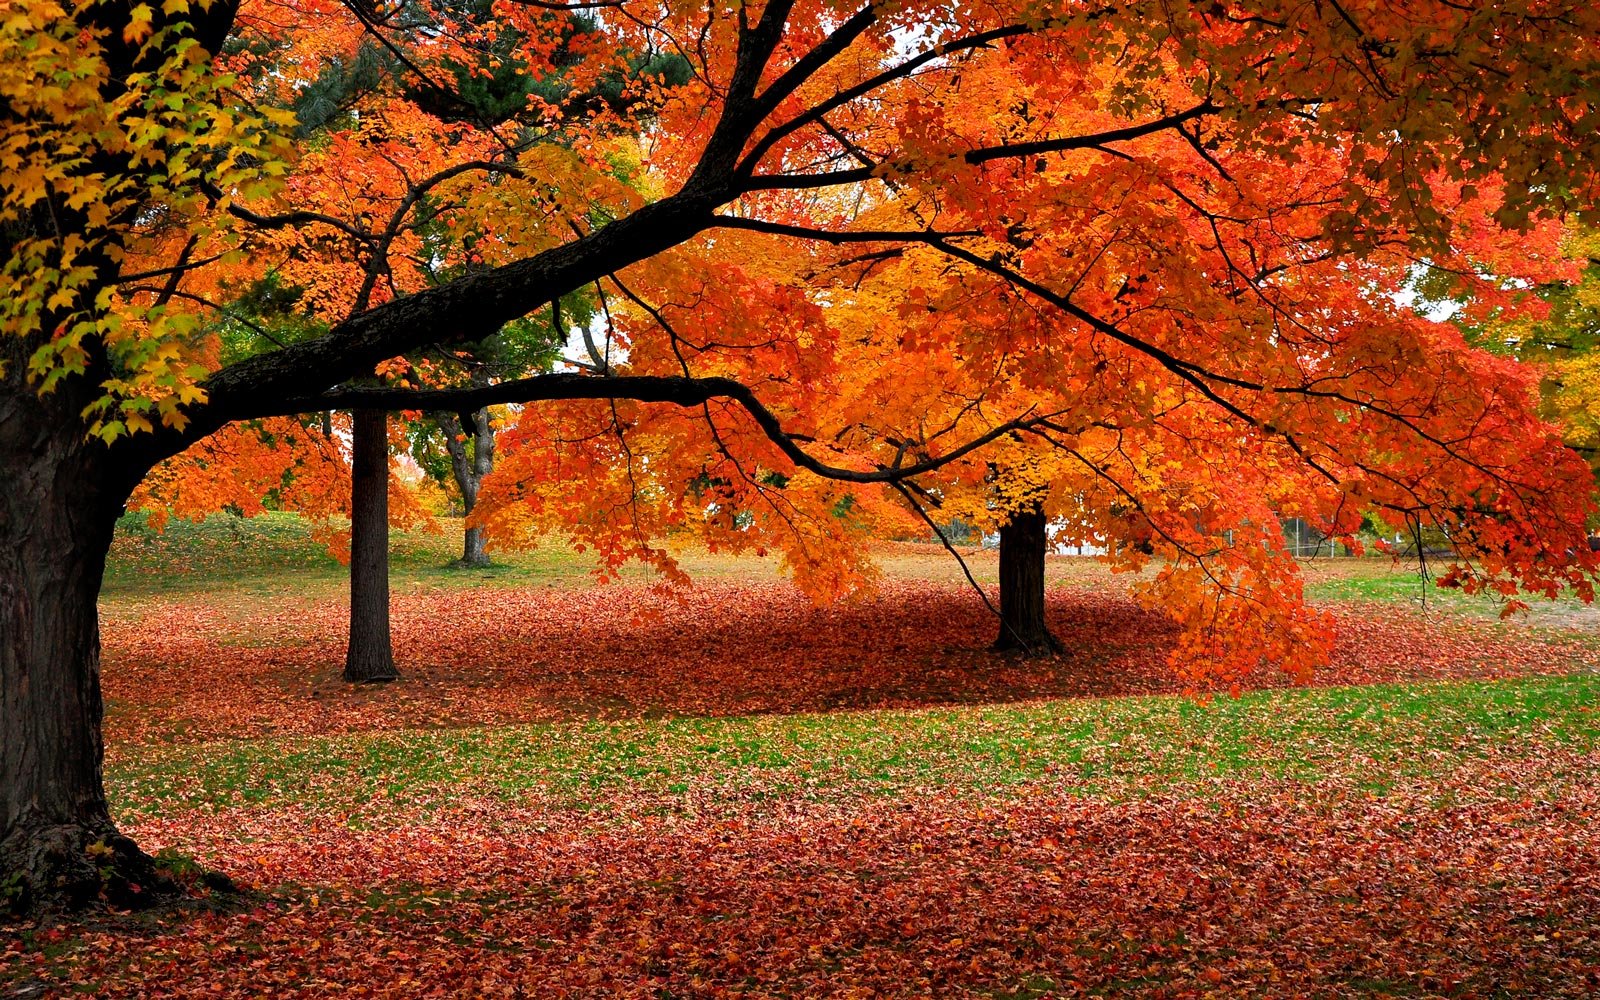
7, 0, 1597, 679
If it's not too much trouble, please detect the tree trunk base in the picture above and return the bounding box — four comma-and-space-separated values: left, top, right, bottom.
459, 524, 490, 568
990, 628, 1064, 657
449, 554, 493, 570
1, 822, 241, 917
2, 823, 174, 915
343, 662, 400, 684
343, 409, 398, 686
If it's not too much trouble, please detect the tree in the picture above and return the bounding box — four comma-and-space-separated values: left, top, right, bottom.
1413, 221, 1600, 479
411, 307, 574, 566
256, 3, 587, 672
344, 408, 399, 682
992, 502, 1062, 655
8, 0, 1600, 915
433, 406, 497, 566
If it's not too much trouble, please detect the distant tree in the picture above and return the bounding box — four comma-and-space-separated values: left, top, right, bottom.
992, 500, 1061, 655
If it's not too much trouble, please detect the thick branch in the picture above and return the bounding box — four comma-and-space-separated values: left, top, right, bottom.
746, 5, 879, 124
262, 372, 1052, 485
147, 194, 723, 464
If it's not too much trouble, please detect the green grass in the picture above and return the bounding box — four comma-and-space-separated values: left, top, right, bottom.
112, 510, 1559, 608
106, 672, 1600, 825
1301, 565, 1528, 611
1301, 566, 1464, 604
103, 511, 604, 597
99, 511, 1600, 825
1302, 560, 1599, 631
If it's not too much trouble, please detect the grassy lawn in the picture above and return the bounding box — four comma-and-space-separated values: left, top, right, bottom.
104, 511, 605, 595
109, 511, 1597, 622
1298, 555, 1600, 625
107, 673, 1600, 825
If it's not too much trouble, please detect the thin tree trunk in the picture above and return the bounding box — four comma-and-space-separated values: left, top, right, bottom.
992, 503, 1062, 655
437, 408, 494, 567
344, 409, 398, 682
464, 406, 495, 564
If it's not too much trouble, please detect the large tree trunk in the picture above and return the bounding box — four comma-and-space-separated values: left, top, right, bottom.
437, 407, 495, 567
992, 503, 1062, 656
0, 383, 174, 912
0, 0, 239, 907
344, 409, 398, 683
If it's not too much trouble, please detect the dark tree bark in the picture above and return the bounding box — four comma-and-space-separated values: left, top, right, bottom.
435, 408, 495, 567
343, 409, 398, 683
992, 503, 1062, 655
0, 341, 182, 912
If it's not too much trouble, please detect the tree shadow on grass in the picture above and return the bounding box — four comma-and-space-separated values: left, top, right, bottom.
100, 580, 1595, 746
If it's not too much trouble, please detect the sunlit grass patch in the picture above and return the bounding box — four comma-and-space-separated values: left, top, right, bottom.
108, 673, 1600, 825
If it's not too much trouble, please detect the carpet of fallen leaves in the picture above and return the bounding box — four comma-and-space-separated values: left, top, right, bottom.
98, 578, 1595, 746
11, 770, 1600, 998
7, 560, 1600, 997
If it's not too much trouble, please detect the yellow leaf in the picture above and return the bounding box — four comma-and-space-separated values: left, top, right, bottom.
123, 4, 154, 45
